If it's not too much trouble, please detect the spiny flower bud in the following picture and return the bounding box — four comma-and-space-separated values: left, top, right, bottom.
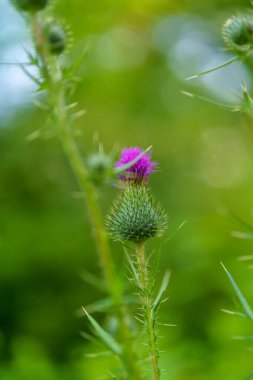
11, 0, 49, 12
44, 21, 67, 55
222, 14, 253, 53
86, 152, 112, 186
106, 185, 167, 243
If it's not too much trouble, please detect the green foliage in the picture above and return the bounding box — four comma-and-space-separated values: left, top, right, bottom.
3, 0, 253, 378
82, 308, 123, 357
106, 185, 167, 243
152, 271, 170, 316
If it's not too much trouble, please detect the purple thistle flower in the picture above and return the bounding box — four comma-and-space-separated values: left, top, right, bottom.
115, 147, 157, 183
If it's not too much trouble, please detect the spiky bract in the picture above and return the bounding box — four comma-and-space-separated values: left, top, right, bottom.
106, 185, 167, 243
222, 14, 253, 53
11, 0, 49, 12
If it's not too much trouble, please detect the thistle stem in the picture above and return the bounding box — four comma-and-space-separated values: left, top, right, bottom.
136, 242, 160, 380
30, 13, 141, 380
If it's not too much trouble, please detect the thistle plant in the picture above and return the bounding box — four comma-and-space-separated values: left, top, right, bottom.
106, 147, 168, 380
8, 0, 146, 378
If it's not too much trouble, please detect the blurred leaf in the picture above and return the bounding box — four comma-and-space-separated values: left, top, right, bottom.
82, 307, 123, 357
83, 295, 137, 314
221, 263, 253, 321
152, 271, 170, 316
232, 231, 253, 240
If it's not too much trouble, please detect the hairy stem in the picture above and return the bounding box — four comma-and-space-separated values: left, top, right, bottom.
136, 242, 160, 380
30, 13, 141, 380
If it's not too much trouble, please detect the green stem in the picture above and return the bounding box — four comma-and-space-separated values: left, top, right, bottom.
30, 13, 142, 380
136, 243, 160, 380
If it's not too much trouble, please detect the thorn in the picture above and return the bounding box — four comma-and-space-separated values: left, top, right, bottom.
26, 130, 42, 141
66, 102, 78, 110
181, 90, 194, 97
238, 255, 253, 261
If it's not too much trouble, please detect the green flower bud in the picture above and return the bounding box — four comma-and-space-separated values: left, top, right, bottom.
106, 185, 167, 243
44, 22, 67, 55
222, 14, 253, 53
86, 152, 112, 187
11, 0, 49, 12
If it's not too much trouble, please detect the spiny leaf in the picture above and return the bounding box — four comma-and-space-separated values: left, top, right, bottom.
82, 307, 123, 357
221, 262, 253, 321
186, 56, 240, 80
152, 271, 171, 315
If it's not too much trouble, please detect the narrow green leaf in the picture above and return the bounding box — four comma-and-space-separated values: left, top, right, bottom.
181, 90, 235, 110
82, 307, 123, 357
221, 263, 253, 321
85, 297, 114, 314
227, 211, 253, 232
186, 56, 240, 80
152, 271, 171, 315
83, 295, 137, 314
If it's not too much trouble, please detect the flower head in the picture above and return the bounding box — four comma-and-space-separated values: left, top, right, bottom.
222, 14, 253, 53
115, 147, 157, 183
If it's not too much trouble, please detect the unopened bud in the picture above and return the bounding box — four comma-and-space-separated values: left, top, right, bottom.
11, 0, 49, 12
223, 15, 253, 53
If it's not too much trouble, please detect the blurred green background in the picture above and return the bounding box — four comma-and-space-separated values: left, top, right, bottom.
1, 0, 253, 379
